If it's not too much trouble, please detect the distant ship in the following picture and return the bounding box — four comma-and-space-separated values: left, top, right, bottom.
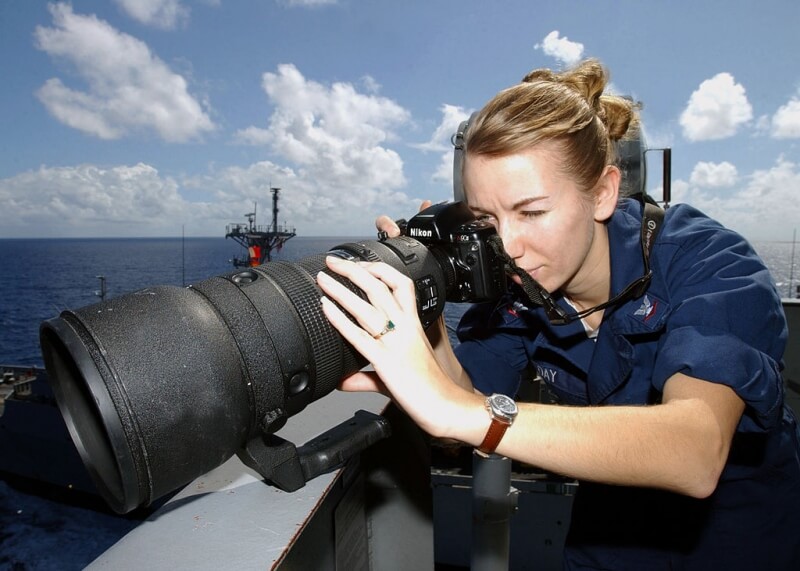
225, 187, 296, 267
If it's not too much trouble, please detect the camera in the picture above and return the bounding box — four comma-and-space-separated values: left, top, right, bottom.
39, 201, 507, 514
398, 200, 507, 305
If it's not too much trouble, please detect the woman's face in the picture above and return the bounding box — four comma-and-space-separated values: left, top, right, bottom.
462, 142, 617, 297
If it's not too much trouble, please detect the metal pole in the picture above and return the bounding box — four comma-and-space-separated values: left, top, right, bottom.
95, 275, 106, 301
789, 228, 796, 299
471, 452, 518, 570
662, 148, 672, 207
272, 187, 281, 233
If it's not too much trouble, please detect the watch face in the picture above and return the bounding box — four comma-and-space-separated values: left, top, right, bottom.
489, 394, 518, 418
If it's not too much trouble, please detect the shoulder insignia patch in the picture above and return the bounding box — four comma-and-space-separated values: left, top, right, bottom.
633, 295, 658, 322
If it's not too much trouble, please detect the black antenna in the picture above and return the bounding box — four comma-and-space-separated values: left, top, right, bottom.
272, 187, 280, 232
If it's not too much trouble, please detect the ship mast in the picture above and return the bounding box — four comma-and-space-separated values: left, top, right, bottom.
225, 187, 296, 267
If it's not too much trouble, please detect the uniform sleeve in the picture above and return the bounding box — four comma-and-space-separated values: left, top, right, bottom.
454, 301, 531, 397
650, 206, 787, 431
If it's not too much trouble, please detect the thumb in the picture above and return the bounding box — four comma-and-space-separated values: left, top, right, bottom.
338, 370, 389, 395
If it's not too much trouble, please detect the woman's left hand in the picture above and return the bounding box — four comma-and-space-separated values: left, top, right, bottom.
316, 256, 481, 439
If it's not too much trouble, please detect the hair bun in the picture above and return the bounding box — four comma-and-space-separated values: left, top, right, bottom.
520, 59, 637, 141
466, 57, 641, 192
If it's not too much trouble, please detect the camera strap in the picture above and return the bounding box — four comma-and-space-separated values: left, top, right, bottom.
489, 194, 664, 326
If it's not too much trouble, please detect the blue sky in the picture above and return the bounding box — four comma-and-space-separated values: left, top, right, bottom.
1, 0, 799, 240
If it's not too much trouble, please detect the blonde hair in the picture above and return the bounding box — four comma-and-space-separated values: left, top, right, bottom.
464, 59, 639, 194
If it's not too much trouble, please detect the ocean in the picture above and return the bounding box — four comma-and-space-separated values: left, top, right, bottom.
1, 236, 797, 367
0, 237, 800, 366
0, 236, 479, 368
0, 235, 797, 569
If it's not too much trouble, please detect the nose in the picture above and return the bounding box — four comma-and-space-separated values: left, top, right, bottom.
498, 221, 525, 261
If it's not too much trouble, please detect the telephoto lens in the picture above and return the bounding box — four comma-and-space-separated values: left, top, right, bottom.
40, 236, 447, 514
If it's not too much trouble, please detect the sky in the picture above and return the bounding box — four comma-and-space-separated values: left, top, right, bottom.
1, 0, 799, 240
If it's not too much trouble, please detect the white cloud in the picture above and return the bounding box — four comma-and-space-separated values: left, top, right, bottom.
361, 75, 381, 95
0, 159, 335, 238
754, 114, 772, 136
114, 0, 190, 29
186, 160, 416, 235
0, 163, 223, 237
689, 161, 739, 188
0, 159, 365, 238
670, 156, 800, 241
258, 63, 411, 191
679, 72, 752, 141
534, 31, 584, 67
214, 64, 424, 233
414, 104, 472, 154
0, 62, 428, 238
408, 104, 473, 188
771, 96, 800, 139
34, 3, 215, 142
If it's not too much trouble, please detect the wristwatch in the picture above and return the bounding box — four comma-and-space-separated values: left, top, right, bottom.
477, 393, 518, 456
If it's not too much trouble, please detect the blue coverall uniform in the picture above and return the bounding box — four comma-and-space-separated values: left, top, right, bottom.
455, 198, 800, 569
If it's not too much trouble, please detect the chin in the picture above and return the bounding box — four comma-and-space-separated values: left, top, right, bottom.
509, 273, 555, 294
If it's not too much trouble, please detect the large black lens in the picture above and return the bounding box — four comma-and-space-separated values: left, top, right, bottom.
40, 237, 446, 514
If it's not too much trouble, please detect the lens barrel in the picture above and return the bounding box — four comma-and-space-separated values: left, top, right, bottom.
40, 237, 446, 513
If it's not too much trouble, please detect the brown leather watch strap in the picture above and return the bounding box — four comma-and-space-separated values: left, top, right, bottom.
477, 417, 511, 455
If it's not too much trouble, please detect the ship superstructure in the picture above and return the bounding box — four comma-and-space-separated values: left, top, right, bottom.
225, 187, 296, 267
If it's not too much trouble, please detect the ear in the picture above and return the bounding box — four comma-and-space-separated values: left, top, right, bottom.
593, 165, 620, 222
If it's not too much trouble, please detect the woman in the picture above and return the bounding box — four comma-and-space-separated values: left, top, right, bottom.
316, 59, 800, 569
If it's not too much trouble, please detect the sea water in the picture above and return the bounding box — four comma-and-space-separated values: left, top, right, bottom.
0, 236, 796, 366
0, 236, 477, 366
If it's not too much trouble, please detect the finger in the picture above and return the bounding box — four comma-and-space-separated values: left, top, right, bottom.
317, 270, 389, 336
418, 199, 433, 213
362, 262, 420, 316
375, 215, 400, 238
320, 296, 383, 358
324, 257, 401, 316
338, 370, 389, 395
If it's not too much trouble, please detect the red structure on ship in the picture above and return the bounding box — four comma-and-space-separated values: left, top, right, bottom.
225, 187, 296, 267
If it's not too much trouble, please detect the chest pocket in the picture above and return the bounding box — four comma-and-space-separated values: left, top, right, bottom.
588, 331, 667, 405
532, 347, 591, 405
533, 331, 659, 406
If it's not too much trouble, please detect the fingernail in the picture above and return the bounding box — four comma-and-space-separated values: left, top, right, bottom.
317, 271, 332, 283
326, 255, 344, 264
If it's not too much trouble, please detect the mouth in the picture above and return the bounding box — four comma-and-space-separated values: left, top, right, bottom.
509, 266, 541, 286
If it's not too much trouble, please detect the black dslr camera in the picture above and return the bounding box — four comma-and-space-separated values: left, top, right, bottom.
397, 200, 508, 304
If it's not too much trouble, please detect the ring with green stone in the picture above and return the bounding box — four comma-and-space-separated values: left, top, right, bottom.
373, 319, 396, 338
